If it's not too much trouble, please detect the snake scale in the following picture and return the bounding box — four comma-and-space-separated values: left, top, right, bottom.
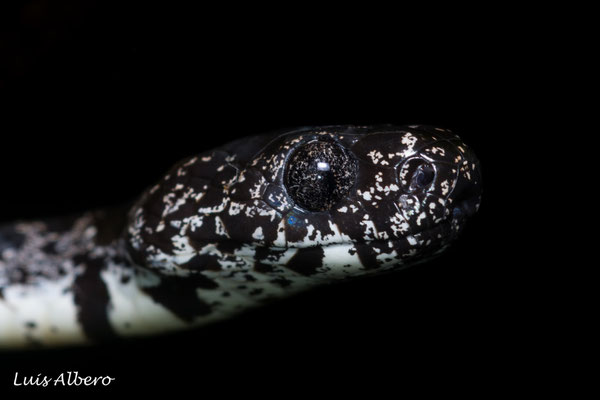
0, 125, 481, 348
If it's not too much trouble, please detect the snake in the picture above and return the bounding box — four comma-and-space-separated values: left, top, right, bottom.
0, 125, 481, 348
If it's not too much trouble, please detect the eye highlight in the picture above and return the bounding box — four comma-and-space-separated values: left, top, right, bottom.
285, 140, 357, 212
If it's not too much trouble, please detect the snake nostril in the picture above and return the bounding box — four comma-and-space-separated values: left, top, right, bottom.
399, 158, 436, 193
409, 162, 435, 191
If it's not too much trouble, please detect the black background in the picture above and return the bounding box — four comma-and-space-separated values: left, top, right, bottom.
0, 0, 546, 395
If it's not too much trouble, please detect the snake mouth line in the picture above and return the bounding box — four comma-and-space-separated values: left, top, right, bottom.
256, 210, 463, 253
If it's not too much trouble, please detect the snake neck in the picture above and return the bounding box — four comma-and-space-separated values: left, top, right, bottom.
0, 205, 315, 348
0, 207, 130, 288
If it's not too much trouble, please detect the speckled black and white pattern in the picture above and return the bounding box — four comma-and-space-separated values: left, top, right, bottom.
0, 125, 482, 348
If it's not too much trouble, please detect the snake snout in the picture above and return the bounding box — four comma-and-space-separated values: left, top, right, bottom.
450, 148, 482, 219
452, 194, 480, 219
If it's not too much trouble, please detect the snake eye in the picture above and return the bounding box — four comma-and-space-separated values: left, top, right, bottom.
285, 140, 357, 212
400, 158, 436, 192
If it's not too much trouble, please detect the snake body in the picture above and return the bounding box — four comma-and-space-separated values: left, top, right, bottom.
0, 125, 482, 348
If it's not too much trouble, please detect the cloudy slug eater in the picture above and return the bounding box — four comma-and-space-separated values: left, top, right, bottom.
0, 125, 482, 348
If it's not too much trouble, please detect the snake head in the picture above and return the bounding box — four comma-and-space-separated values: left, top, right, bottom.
125, 125, 482, 279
